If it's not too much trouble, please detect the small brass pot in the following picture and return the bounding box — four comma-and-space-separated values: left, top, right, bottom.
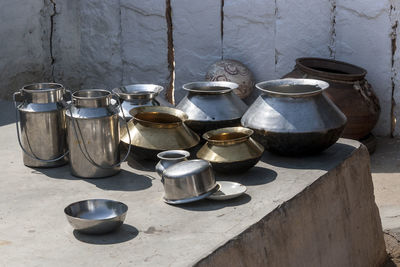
120, 106, 200, 160
197, 127, 264, 173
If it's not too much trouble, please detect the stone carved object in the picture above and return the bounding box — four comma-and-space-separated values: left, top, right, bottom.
205, 59, 254, 99
241, 79, 347, 156
283, 57, 380, 141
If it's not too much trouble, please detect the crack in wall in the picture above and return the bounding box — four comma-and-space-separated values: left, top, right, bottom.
165, 0, 175, 105
273, 0, 278, 73
118, 0, 124, 86
49, 0, 56, 82
329, 0, 337, 59
220, 0, 224, 60
390, 4, 398, 137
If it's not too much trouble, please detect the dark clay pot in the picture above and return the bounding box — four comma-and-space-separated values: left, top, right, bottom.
283, 57, 380, 140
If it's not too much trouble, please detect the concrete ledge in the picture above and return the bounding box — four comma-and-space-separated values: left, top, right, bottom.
196, 144, 386, 267
0, 109, 386, 267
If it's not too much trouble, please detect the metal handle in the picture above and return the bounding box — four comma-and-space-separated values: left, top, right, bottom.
13, 91, 69, 163
69, 93, 132, 169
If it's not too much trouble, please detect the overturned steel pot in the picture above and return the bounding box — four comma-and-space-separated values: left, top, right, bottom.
197, 127, 264, 173
241, 79, 347, 156
120, 106, 199, 160
176, 81, 248, 135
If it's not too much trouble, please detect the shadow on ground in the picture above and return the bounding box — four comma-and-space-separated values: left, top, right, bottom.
73, 224, 139, 245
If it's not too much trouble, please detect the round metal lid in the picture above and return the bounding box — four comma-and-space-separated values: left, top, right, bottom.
163, 159, 210, 179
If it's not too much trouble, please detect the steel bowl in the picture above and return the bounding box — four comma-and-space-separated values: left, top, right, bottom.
64, 199, 128, 234
162, 159, 219, 204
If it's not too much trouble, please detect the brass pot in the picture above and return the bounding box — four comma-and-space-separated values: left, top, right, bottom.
196, 127, 264, 173
120, 106, 200, 160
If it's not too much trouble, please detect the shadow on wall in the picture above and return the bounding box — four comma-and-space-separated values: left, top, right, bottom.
0, 100, 16, 126
370, 138, 400, 174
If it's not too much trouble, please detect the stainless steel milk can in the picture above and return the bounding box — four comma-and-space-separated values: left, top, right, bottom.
66, 89, 130, 178
14, 83, 68, 167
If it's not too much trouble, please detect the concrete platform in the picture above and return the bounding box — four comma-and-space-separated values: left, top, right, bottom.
0, 101, 386, 267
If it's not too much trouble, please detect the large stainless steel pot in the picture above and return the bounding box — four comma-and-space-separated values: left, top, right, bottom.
112, 84, 171, 121
176, 81, 248, 135
66, 89, 127, 178
241, 79, 347, 156
14, 83, 69, 167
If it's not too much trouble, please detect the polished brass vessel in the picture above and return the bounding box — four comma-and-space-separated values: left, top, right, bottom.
197, 127, 264, 173
121, 106, 200, 160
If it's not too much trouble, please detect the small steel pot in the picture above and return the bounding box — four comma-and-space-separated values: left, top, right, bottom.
176, 81, 248, 135
162, 159, 219, 204
155, 150, 190, 177
64, 199, 128, 235
112, 84, 171, 121
197, 127, 264, 173
120, 106, 199, 160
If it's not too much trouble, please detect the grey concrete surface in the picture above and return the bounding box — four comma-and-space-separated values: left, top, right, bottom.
0, 102, 386, 266
371, 138, 400, 232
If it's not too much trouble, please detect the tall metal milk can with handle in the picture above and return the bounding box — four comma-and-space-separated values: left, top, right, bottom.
14, 83, 68, 167
66, 89, 129, 178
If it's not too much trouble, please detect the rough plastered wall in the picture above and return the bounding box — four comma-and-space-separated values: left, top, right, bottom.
0, 0, 399, 136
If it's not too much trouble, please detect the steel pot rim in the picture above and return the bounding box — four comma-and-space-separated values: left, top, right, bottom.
72, 89, 111, 100
182, 81, 239, 94
64, 199, 128, 222
256, 79, 329, 97
112, 84, 164, 100
157, 150, 190, 160
21, 82, 64, 93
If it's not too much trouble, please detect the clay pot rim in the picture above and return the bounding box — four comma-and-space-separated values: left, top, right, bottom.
296, 57, 367, 82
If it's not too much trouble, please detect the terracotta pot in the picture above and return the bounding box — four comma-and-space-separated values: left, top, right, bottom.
283, 57, 380, 140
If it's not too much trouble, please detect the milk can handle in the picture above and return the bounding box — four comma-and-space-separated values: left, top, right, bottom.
13, 91, 70, 163
68, 92, 132, 169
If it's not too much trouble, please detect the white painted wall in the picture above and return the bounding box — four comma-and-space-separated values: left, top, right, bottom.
0, 0, 398, 136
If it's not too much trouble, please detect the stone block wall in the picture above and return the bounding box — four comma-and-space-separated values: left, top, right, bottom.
0, 0, 399, 136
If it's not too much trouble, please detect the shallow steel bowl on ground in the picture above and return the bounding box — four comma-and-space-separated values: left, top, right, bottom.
162, 159, 219, 204
197, 127, 264, 173
64, 199, 128, 235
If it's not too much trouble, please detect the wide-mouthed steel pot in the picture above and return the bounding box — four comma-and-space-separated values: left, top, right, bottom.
241, 79, 347, 156
162, 159, 219, 204
64, 199, 128, 235
112, 84, 171, 121
120, 106, 199, 160
176, 81, 248, 135
197, 127, 264, 173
